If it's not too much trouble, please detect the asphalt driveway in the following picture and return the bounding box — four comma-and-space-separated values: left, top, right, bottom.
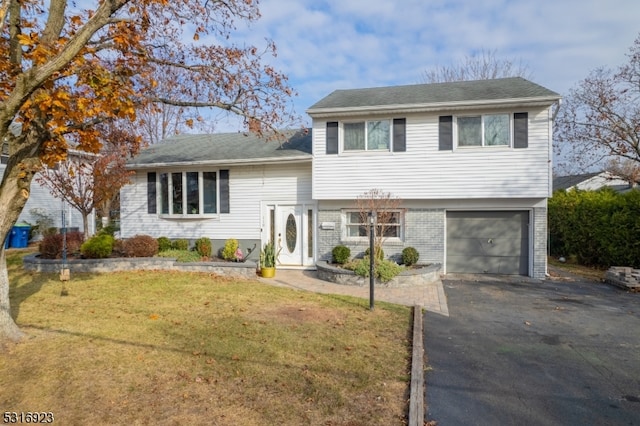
424, 271, 640, 425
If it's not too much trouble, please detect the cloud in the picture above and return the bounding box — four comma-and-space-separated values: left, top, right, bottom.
219, 0, 639, 126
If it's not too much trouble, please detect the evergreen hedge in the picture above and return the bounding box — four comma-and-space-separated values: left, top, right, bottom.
549, 188, 640, 268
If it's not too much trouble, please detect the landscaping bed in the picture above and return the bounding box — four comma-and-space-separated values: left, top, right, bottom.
316, 260, 441, 288
22, 253, 258, 279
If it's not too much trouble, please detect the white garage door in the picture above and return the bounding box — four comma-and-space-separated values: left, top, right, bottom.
447, 211, 529, 275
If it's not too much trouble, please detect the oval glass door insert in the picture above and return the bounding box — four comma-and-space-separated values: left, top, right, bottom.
286, 213, 297, 253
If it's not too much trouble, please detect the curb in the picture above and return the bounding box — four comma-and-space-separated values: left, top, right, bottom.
409, 305, 425, 425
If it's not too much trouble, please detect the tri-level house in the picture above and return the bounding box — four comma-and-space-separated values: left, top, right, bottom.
121, 77, 560, 279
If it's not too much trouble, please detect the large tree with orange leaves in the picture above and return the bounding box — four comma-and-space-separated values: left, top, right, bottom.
0, 0, 296, 341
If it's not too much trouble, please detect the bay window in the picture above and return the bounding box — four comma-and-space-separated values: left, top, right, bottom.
158, 171, 220, 216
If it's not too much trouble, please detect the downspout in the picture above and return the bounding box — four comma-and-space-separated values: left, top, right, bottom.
551, 98, 562, 122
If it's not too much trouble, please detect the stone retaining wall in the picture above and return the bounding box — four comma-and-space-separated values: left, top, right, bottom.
22, 254, 258, 280
316, 261, 441, 288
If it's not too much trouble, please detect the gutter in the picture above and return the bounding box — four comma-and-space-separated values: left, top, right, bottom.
307, 96, 562, 118
126, 155, 312, 170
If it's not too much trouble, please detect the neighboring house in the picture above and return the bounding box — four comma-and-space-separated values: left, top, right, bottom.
0, 143, 90, 236
121, 77, 560, 278
553, 171, 635, 192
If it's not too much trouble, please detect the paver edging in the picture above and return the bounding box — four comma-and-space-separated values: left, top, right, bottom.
409, 305, 425, 426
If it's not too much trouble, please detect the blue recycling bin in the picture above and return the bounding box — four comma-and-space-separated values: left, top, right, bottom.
9, 224, 31, 248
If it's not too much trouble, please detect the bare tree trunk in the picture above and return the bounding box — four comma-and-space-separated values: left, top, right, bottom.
0, 248, 24, 342
0, 131, 41, 343
82, 211, 90, 239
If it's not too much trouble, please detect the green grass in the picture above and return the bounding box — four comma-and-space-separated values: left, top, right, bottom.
1, 249, 412, 425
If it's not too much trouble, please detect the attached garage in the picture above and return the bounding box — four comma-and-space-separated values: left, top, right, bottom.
446, 211, 530, 275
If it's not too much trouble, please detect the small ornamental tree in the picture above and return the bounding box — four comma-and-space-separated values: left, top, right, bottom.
355, 189, 402, 262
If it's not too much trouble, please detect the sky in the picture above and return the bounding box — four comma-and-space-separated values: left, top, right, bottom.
223, 0, 639, 129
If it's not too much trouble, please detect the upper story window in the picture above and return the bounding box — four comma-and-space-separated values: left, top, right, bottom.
147, 169, 230, 217
439, 112, 528, 150
326, 118, 406, 154
344, 120, 390, 151
458, 114, 510, 147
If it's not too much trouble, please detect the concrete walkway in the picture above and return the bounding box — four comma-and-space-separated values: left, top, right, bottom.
259, 268, 449, 316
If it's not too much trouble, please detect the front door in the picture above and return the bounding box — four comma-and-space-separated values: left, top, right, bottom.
277, 205, 303, 265
262, 202, 315, 267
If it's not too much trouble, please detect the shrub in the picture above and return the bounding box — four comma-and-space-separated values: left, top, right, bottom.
172, 239, 189, 251
98, 224, 118, 237
81, 234, 114, 259
157, 237, 172, 252
39, 234, 62, 259
549, 188, 640, 268
38, 231, 84, 259
332, 245, 351, 264
112, 239, 125, 257
345, 256, 404, 282
122, 234, 159, 257
157, 249, 202, 263
221, 238, 239, 261
376, 259, 405, 282
195, 237, 212, 258
65, 231, 85, 256
401, 247, 420, 266
364, 246, 384, 261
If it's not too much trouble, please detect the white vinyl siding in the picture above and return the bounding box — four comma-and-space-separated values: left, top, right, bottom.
312, 107, 552, 200
120, 163, 312, 240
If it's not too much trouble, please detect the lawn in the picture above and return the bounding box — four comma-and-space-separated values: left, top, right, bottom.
0, 249, 412, 425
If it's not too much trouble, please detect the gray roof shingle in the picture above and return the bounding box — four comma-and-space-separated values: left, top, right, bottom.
128, 129, 311, 168
307, 77, 560, 113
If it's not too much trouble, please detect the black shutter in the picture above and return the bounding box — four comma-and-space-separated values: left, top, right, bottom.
393, 118, 406, 152
219, 169, 230, 213
514, 112, 528, 149
147, 172, 157, 214
439, 116, 453, 150
326, 121, 338, 154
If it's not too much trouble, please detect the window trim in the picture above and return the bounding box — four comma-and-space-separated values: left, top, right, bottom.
455, 113, 512, 148
341, 209, 404, 242
342, 119, 391, 152
156, 170, 222, 218
324, 118, 406, 154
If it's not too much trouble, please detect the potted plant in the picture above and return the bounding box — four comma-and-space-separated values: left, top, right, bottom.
260, 241, 279, 278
